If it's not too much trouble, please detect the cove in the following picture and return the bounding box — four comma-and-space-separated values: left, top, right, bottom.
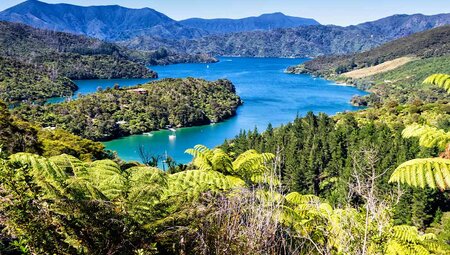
97, 57, 368, 164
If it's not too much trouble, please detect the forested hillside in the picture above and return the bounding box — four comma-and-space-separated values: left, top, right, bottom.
0, 21, 157, 80
0, 0, 207, 40
123, 14, 450, 57
221, 110, 448, 228
287, 26, 450, 75
0, 57, 77, 103
286, 26, 450, 106
0, 101, 109, 161
14, 78, 242, 141
0, 21, 157, 103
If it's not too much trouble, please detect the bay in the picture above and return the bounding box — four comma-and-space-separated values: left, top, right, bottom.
97, 57, 368, 164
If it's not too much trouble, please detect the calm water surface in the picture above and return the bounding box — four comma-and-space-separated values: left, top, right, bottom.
71, 58, 367, 163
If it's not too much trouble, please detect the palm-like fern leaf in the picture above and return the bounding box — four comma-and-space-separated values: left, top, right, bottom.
164, 170, 244, 202
232, 150, 275, 182
86, 160, 126, 200
185, 145, 215, 171
125, 166, 167, 218
423, 74, 450, 93
384, 225, 441, 255
9, 153, 68, 197
402, 124, 450, 149
389, 158, 450, 190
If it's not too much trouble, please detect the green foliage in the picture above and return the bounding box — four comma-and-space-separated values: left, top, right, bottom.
186, 144, 274, 185
0, 146, 255, 254
0, 100, 108, 160
0, 21, 157, 103
424, 74, 450, 92
221, 111, 447, 228
1, 143, 449, 254
402, 124, 450, 150
389, 158, 450, 190
390, 74, 450, 191
384, 225, 443, 255
15, 78, 242, 141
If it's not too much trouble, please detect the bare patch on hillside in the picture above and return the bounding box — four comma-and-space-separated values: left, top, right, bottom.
342, 57, 417, 79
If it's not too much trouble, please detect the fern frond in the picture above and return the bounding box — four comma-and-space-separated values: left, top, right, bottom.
164, 170, 243, 202
389, 158, 450, 190
210, 148, 233, 173
87, 160, 126, 200
9, 153, 67, 197
124, 166, 167, 218
402, 124, 450, 149
285, 192, 321, 205
423, 74, 450, 93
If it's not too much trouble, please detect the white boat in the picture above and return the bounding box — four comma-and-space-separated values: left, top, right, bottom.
143, 132, 153, 136
169, 128, 177, 132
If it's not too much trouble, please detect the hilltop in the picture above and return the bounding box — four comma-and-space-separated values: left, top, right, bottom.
180, 12, 319, 34
0, 0, 206, 40
125, 13, 450, 57
2, 2, 449, 58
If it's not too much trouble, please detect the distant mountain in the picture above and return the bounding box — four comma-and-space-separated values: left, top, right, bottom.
3, 1, 450, 59
125, 13, 450, 58
0, 0, 207, 41
179, 12, 320, 34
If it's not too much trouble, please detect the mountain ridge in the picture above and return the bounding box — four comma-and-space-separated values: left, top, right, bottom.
0, 1, 322, 41
132, 13, 450, 58
0, 0, 206, 40
179, 12, 320, 34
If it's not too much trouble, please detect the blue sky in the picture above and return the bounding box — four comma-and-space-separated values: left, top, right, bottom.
1, 0, 449, 25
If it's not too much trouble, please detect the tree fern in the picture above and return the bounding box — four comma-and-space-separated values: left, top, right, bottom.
124, 166, 167, 220
423, 74, 450, 92
9, 153, 68, 198
389, 158, 450, 190
384, 225, 443, 255
392, 139, 450, 191
86, 160, 126, 200
402, 124, 450, 150
186, 145, 275, 184
164, 170, 244, 202
390, 74, 450, 191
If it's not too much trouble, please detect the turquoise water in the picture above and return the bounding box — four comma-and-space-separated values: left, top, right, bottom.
98, 57, 367, 164
46, 78, 153, 103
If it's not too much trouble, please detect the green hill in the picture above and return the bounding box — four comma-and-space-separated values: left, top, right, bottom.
0, 21, 159, 103
286, 26, 450, 105
0, 57, 77, 104
287, 25, 450, 76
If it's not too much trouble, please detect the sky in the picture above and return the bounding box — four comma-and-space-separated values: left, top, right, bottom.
0, 0, 449, 25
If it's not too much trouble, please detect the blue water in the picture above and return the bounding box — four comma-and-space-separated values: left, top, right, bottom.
96, 57, 367, 164
46, 78, 153, 103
